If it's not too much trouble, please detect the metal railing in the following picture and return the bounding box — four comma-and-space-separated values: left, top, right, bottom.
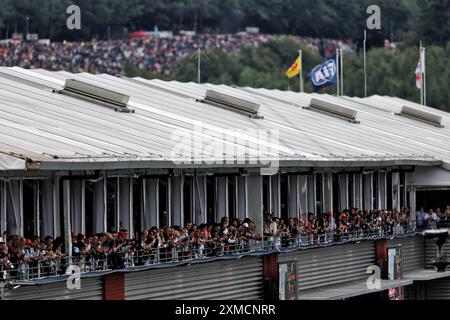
1, 222, 416, 282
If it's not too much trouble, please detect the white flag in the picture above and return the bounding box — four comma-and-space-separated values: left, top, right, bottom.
415, 50, 425, 89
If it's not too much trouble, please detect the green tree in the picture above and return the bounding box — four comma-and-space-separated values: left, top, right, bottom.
344, 44, 450, 110
416, 0, 450, 45
158, 37, 449, 110
0, 0, 444, 46
0, 0, 14, 35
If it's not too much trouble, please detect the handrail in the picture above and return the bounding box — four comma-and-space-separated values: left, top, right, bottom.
0, 222, 417, 282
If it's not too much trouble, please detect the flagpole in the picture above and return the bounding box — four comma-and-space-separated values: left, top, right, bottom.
419, 41, 422, 105
419, 41, 423, 105
423, 46, 427, 106
340, 49, 344, 96
336, 48, 340, 96
299, 49, 304, 93
364, 30, 367, 98
197, 48, 201, 84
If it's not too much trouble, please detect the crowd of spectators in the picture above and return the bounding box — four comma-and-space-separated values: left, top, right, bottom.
0, 217, 260, 280
2, 205, 447, 281
0, 33, 354, 76
0, 235, 63, 280
263, 207, 415, 247
416, 206, 450, 230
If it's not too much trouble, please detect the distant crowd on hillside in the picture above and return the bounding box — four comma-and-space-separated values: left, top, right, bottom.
0, 33, 354, 76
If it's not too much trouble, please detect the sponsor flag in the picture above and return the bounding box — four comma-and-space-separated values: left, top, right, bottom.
285, 57, 302, 78
309, 55, 338, 92
415, 50, 425, 89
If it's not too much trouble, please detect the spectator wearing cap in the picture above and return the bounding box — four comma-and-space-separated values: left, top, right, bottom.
118, 230, 128, 240
339, 211, 349, 235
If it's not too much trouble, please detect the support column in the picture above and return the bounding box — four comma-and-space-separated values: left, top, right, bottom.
0, 180, 6, 235
378, 172, 387, 210
408, 172, 417, 221
142, 179, 159, 229
70, 180, 83, 234
167, 178, 172, 227
392, 172, 400, 210
375, 239, 388, 279
236, 176, 247, 220
323, 173, 333, 214
247, 175, 263, 235
194, 175, 207, 225
118, 178, 133, 235
39, 180, 54, 238
288, 176, 300, 218
354, 173, 363, 210
338, 174, 349, 212
363, 173, 373, 211
299, 176, 308, 221
62, 180, 72, 257
263, 253, 279, 301
404, 172, 412, 209
81, 181, 86, 234
93, 178, 106, 234
170, 176, 184, 227
215, 176, 228, 222
53, 176, 61, 238
307, 174, 315, 214
0, 181, 6, 235
103, 176, 108, 232
270, 175, 281, 216
104, 273, 125, 300
19, 181, 23, 237
33, 181, 40, 238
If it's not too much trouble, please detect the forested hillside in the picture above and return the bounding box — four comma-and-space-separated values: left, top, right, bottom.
0, 0, 449, 45
124, 36, 450, 111
0, 0, 449, 108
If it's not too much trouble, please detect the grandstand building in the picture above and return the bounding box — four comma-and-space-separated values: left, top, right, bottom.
0, 66, 449, 300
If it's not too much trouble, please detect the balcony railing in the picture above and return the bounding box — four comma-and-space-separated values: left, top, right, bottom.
1, 222, 416, 283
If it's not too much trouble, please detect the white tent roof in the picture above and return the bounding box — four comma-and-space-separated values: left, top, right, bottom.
0, 67, 447, 172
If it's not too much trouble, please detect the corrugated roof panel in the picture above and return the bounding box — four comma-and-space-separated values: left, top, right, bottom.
0, 67, 447, 171
183, 83, 440, 158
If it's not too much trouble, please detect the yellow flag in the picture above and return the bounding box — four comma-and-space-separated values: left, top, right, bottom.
285, 57, 302, 78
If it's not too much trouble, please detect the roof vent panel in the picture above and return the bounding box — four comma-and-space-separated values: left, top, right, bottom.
202, 90, 262, 119
60, 79, 135, 113
305, 98, 359, 123
397, 106, 444, 128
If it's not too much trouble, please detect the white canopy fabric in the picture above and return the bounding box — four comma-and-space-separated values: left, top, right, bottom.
0, 153, 26, 170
